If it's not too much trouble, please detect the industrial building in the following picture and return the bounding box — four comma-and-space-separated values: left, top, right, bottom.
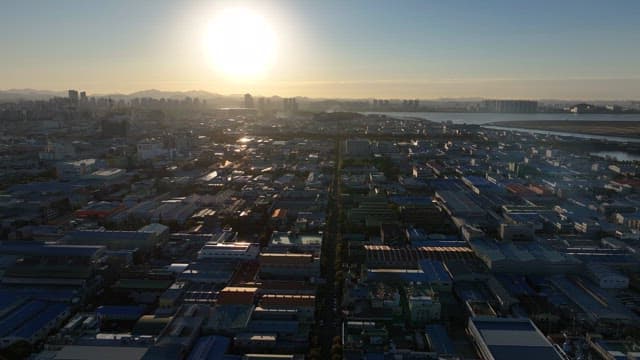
0, 300, 70, 347
62, 224, 168, 251
197, 242, 260, 261
268, 231, 323, 256
468, 317, 563, 360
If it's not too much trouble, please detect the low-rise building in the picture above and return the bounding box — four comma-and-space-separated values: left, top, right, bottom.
56, 159, 99, 180
63, 224, 168, 251
258, 253, 320, 280
586, 262, 629, 289
268, 231, 322, 257
197, 242, 260, 261
468, 317, 563, 360
406, 286, 441, 325
0, 301, 70, 347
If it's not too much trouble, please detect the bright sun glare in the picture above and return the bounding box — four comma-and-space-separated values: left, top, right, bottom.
206, 8, 277, 79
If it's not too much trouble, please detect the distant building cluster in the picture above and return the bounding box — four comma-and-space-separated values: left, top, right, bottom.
282, 97, 298, 113
243, 93, 254, 109
483, 99, 538, 113
0, 94, 639, 359
371, 98, 419, 111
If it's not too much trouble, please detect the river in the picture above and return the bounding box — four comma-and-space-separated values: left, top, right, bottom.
482, 125, 640, 144
365, 111, 640, 125
365, 111, 640, 144
590, 151, 640, 162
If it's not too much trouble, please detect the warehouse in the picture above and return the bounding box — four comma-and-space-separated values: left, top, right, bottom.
468, 317, 563, 360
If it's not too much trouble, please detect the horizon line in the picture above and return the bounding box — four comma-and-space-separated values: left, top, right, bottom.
2, 87, 640, 103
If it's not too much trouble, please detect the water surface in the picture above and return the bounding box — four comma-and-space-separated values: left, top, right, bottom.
366, 111, 640, 125
590, 151, 640, 161
482, 125, 640, 144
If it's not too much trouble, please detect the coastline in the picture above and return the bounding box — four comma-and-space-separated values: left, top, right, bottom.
485, 120, 640, 139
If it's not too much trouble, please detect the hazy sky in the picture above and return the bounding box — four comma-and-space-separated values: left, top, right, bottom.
1, 0, 639, 99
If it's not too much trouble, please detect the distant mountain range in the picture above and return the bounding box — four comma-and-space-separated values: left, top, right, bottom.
0, 89, 230, 102
0, 89, 67, 101
107, 89, 227, 101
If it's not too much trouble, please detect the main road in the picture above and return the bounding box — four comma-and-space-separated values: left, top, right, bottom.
317, 137, 343, 359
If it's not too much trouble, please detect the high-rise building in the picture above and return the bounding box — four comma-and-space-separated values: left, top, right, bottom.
283, 98, 298, 112
402, 99, 419, 110
257, 97, 266, 112
68, 90, 79, 104
80, 91, 87, 102
244, 93, 254, 108
483, 100, 538, 113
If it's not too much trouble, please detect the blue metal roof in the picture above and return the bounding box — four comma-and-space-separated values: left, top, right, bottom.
495, 274, 536, 297
0, 288, 78, 303
96, 305, 145, 320
473, 318, 536, 331
425, 324, 456, 355
188, 336, 231, 360
248, 320, 298, 334
0, 241, 104, 258
388, 195, 433, 206
464, 175, 494, 187
573, 253, 637, 264
0, 300, 48, 337
418, 260, 451, 283
406, 227, 428, 242
549, 275, 638, 322
488, 345, 563, 360
8, 181, 78, 195
0, 292, 24, 313
67, 230, 154, 241
455, 287, 487, 302
429, 179, 465, 191
13, 302, 68, 339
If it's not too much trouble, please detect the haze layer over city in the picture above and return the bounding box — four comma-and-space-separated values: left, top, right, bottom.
1, 1, 640, 360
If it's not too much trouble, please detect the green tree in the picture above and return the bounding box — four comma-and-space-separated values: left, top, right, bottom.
308, 347, 322, 360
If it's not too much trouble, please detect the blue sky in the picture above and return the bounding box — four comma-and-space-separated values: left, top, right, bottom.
1, 0, 639, 99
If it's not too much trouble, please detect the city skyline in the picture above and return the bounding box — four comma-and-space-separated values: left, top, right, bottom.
2, 0, 640, 100
2, 2, 640, 358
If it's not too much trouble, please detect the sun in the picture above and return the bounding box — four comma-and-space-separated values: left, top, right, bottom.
205, 8, 277, 79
